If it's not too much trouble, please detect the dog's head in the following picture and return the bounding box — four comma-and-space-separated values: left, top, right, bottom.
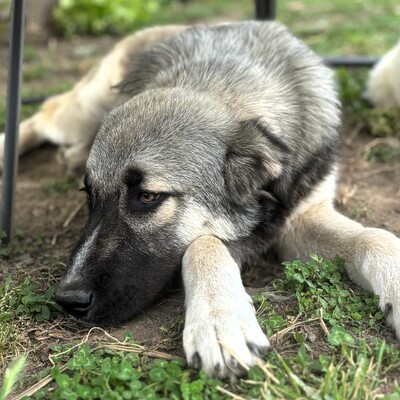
55, 89, 289, 325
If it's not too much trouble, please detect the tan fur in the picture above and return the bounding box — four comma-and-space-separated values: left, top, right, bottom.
182, 236, 269, 380
154, 199, 178, 226
366, 39, 400, 108
177, 203, 239, 244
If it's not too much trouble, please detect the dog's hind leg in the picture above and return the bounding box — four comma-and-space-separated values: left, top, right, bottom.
277, 171, 400, 338
0, 89, 100, 173
0, 113, 46, 166
182, 235, 270, 380
0, 25, 188, 172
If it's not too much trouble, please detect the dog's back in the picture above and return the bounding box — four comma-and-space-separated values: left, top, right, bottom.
119, 21, 340, 164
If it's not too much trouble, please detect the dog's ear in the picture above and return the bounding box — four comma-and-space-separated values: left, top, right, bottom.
224, 119, 293, 207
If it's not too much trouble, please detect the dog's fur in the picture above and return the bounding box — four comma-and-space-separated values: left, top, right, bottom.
2, 21, 400, 380
366, 38, 400, 108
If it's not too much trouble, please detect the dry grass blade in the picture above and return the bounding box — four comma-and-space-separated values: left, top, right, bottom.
270, 316, 319, 343
258, 363, 280, 384
319, 308, 330, 336
49, 326, 145, 365
361, 165, 399, 179
218, 340, 252, 372
216, 385, 247, 400
62, 200, 85, 228
100, 343, 181, 361
10, 365, 68, 400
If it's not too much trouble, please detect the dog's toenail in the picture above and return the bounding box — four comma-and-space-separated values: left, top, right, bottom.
191, 352, 202, 370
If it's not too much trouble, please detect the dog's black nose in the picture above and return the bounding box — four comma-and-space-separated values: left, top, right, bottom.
54, 285, 93, 318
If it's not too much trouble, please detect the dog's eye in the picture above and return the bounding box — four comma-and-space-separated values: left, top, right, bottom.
139, 192, 160, 204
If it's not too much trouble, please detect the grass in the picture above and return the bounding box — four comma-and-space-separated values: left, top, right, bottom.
0, 274, 61, 372
4, 256, 400, 399
41, 177, 80, 196
0, 356, 26, 400
277, 0, 400, 56
1, 0, 400, 398
124, 0, 400, 56
337, 68, 400, 139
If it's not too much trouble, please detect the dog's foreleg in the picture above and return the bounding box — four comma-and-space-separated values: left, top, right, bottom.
182, 235, 270, 380
278, 179, 400, 337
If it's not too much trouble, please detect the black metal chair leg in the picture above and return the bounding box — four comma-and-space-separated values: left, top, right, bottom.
1, 0, 26, 244
255, 0, 276, 20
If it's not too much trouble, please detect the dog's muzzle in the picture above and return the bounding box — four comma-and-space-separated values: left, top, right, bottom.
54, 283, 93, 319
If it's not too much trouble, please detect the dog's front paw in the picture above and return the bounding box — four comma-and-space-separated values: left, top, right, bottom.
183, 293, 270, 380
356, 228, 400, 338
376, 248, 400, 338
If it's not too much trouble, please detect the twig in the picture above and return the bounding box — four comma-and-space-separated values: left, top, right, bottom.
258, 363, 280, 384
216, 385, 247, 400
344, 121, 363, 145
10, 365, 68, 400
362, 165, 399, 179
100, 344, 181, 361
48, 326, 97, 365
62, 200, 85, 228
51, 234, 58, 246
269, 316, 319, 343
359, 137, 400, 155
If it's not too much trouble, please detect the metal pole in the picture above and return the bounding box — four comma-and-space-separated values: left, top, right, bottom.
1, 0, 25, 244
255, 0, 276, 20
324, 56, 379, 68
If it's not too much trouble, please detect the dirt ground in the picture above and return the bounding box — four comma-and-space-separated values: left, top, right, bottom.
1, 36, 400, 382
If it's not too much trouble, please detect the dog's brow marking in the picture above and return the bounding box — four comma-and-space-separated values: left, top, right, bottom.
178, 204, 239, 243
155, 198, 177, 226
64, 225, 101, 283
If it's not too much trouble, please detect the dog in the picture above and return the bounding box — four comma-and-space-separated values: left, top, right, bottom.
366, 38, 400, 108
2, 21, 400, 380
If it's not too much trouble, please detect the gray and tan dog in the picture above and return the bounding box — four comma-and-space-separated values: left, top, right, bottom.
2, 21, 400, 379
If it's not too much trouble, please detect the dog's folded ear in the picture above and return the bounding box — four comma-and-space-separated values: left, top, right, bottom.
224, 119, 293, 207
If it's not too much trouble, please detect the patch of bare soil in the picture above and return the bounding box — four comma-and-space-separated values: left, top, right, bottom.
338, 125, 400, 236
0, 37, 399, 386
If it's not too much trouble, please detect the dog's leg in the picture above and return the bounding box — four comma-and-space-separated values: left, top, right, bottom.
182, 235, 270, 380
0, 114, 46, 168
0, 91, 93, 172
0, 25, 188, 172
277, 173, 400, 336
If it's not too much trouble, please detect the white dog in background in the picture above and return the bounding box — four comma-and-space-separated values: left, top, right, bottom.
366, 39, 400, 108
